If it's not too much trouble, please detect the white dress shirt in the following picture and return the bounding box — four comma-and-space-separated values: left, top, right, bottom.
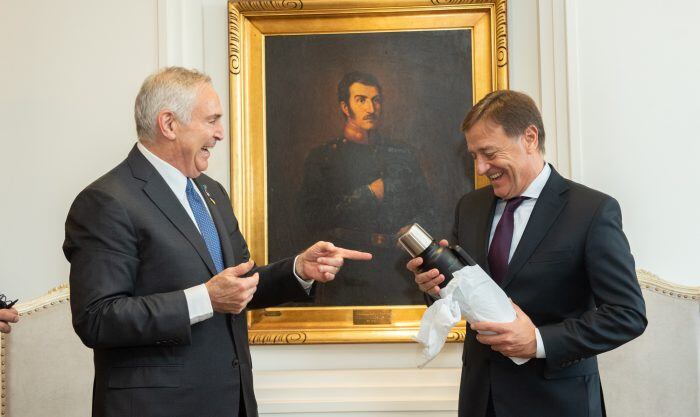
137, 143, 312, 325
488, 162, 551, 358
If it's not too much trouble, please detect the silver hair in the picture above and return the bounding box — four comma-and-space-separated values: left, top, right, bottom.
134, 67, 212, 142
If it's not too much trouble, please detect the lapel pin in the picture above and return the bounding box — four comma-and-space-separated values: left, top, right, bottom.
201, 184, 216, 205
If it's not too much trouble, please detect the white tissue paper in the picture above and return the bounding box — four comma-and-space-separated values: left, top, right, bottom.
414, 264, 529, 367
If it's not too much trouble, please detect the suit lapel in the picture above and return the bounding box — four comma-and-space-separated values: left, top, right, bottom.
465, 189, 497, 272
194, 178, 236, 269
479, 194, 498, 273
127, 146, 218, 276
500, 167, 569, 289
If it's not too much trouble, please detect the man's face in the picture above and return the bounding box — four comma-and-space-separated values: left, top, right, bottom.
466, 119, 542, 200
341, 82, 382, 132
172, 83, 224, 178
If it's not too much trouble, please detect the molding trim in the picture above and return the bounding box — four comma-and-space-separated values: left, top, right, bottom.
563, 0, 583, 181
536, 0, 571, 177
252, 365, 462, 414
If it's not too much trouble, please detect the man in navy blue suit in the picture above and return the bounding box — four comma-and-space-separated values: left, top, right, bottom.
65, 67, 371, 417
408, 90, 646, 417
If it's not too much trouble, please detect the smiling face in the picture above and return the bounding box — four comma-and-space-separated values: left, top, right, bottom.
466, 119, 544, 199
170, 83, 224, 178
341, 82, 382, 133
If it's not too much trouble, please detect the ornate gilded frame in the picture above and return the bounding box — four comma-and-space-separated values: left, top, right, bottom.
228, 0, 508, 344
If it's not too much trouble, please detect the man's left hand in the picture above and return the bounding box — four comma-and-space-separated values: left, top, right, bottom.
0, 308, 19, 334
471, 302, 537, 359
296, 241, 372, 282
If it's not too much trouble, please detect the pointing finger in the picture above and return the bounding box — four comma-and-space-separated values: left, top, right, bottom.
335, 247, 372, 260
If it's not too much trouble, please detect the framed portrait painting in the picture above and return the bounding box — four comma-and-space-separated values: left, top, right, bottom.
228, 0, 508, 344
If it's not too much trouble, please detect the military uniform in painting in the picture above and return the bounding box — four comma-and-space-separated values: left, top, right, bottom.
299, 134, 433, 305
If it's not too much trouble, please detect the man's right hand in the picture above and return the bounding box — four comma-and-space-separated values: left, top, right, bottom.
369, 178, 384, 200
205, 260, 259, 314
0, 308, 19, 334
405, 239, 449, 297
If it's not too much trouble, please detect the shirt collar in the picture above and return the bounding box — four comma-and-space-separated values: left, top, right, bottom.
137, 142, 189, 195
520, 162, 551, 200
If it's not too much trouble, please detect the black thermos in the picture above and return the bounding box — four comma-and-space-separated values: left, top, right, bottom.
398, 223, 477, 288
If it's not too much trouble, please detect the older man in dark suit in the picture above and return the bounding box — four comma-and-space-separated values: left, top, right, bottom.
64, 67, 371, 417
408, 90, 646, 417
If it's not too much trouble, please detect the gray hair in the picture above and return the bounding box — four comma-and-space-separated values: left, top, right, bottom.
134, 67, 212, 142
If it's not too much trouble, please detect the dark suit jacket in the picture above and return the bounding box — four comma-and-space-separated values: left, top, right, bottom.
454, 166, 646, 417
64, 146, 312, 417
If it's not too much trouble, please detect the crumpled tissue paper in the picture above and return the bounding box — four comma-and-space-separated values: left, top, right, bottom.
414, 264, 528, 367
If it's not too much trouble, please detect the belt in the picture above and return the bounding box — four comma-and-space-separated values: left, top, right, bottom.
329, 228, 394, 248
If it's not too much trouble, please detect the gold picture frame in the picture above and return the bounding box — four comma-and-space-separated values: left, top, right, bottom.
228, 0, 508, 344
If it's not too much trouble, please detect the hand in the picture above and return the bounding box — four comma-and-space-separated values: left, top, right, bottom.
296, 241, 372, 282
471, 301, 537, 359
369, 178, 384, 200
205, 260, 259, 314
0, 308, 19, 334
406, 239, 449, 297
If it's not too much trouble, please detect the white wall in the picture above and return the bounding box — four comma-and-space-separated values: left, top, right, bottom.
566, 0, 700, 287
0, 0, 160, 300
0, 0, 234, 302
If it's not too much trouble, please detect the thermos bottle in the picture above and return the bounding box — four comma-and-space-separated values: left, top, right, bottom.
397, 223, 476, 288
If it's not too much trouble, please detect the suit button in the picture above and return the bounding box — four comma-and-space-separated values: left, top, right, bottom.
232, 359, 239, 367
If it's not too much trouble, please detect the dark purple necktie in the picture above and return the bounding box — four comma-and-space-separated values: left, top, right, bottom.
488, 196, 528, 284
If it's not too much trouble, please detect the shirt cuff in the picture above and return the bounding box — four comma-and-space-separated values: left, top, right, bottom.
184, 284, 214, 325
535, 327, 547, 358
293, 255, 314, 294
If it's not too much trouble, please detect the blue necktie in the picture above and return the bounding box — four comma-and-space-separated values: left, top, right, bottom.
186, 180, 224, 273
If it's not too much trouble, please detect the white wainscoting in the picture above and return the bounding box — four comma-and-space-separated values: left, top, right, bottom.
252, 343, 463, 416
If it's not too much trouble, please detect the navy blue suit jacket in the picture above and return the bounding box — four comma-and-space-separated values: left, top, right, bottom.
65, 145, 311, 417
454, 166, 646, 417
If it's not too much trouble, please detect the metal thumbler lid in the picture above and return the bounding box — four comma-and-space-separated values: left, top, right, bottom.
397, 223, 434, 258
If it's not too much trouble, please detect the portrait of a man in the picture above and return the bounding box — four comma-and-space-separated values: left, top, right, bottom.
265, 30, 475, 307
297, 71, 435, 305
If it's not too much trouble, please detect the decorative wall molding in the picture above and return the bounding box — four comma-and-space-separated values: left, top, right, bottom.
563, 0, 583, 181
254, 367, 461, 414
157, 0, 205, 69
535, 0, 571, 177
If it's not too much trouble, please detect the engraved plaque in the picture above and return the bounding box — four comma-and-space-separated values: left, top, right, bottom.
353, 309, 392, 325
